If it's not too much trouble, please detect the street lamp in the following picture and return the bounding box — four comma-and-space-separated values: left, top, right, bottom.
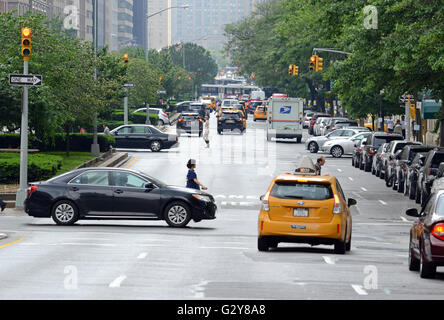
145, 4, 190, 63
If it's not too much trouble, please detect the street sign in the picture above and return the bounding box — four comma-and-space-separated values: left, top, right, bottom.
157, 90, 167, 94
9, 74, 42, 86
123, 82, 135, 88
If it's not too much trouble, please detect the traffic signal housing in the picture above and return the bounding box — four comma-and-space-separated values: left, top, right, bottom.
123, 53, 129, 65
309, 55, 317, 72
21, 27, 32, 61
316, 57, 324, 72
293, 65, 299, 76
288, 65, 294, 75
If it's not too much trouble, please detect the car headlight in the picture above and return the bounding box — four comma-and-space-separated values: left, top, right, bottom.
192, 194, 212, 202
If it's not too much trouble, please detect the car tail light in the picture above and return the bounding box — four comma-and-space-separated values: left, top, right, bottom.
432, 223, 444, 241
262, 192, 270, 212
178, 119, 184, 123
198, 119, 203, 123
175, 136, 178, 142
359, 148, 362, 152
220, 117, 225, 121
333, 194, 341, 214
27, 185, 38, 196
369, 148, 376, 155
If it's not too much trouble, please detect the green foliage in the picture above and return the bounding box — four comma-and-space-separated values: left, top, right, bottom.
110, 111, 159, 125
0, 153, 63, 183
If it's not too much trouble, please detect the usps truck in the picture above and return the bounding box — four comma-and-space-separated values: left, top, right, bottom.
266, 97, 304, 143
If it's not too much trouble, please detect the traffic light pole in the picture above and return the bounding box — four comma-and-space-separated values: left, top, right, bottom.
145, 103, 151, 125
91, 0, 100, 157
16, 60, 29, 209
124, 88, 128, 125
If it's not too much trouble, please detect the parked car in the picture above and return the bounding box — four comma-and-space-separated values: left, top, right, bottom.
382, 141, 423, 186
353, 139, 367, 169
110, 125, 179, 152
133, 107, 170, 126
304, 116, 312, 129
176, 112, 203, 136
332, 121, 360, 131
308, 113, 331, 135
390, 145, 435, 193
25, 168, 217, 228
372, 143, 389, 177
360, 132, 404, 172
306, 128, 367, 154
322, 118, 348, 135
416, 148, 444, 205
406, 153, 429, 200
314, 117, 331, 136
321, 132, 371, 158
406, 191, 444, 279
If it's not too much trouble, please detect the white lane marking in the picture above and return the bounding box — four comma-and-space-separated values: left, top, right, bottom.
379, 200, 388, 206
109, 275, 127, 288
198, 246, 249, 250
400, 216, 409, 222
351, 284, 368, 296
348, 177, 354, 181
337, 169, 343, 172
61, 243, 117, 247
191, 280, 208, 299
361, 187, 367, 192
137, 252, 148, 260
322, 256, 337, 265
18, 243, 39, 246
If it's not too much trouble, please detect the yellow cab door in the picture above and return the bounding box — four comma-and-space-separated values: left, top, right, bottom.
267, 180, 335, 224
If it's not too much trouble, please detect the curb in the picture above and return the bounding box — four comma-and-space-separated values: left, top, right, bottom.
0, 233, 7, 240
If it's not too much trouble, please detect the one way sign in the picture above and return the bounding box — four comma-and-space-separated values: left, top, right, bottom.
9, 74, 43, 86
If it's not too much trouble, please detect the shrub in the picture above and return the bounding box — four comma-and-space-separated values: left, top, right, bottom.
0, 153, 63, 184
0, 133, 115, 152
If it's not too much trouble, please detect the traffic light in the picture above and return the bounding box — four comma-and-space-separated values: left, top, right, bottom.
159, 76, 163, 84
293, 65, 299, 76
21, 27, 31, 61
316, 57, 323, 72
309, 55, 317, 72
123, 53, 129, 65
288, 65, 294, 75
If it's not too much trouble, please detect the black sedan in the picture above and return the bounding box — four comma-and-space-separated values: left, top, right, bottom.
25, 168, 217, 228
176, 112, 203, 136
110, 125, 179, 152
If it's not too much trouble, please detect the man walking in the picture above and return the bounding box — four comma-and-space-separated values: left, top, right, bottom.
0, 196, 6, 212
103, 124, 111, 136
203, 116, 210, 148
315, 157, 326, 176
387, 116, 394, 133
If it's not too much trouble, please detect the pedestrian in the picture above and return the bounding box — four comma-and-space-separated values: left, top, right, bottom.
103, 124, 111, 136
79, 126, 86, 134
387, 116, 394, 133
394, 120, 403, 136
203, 116, 210, 148
401, 115, 406, 138
0, 196, 6, 212
186, 159, 208, 190
315, 156, 326, 176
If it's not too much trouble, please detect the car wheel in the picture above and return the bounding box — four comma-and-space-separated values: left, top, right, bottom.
375, 165, 380, 177
419, 247, 436, 279
150, 140, 162, 152
386, 174, 393, 188
297, 137, 302, 143
404, 179, 409, 196
51, 200, 79, 226
164, 201, 192, 228
258, 237, 270, 252
371, 165, 376, 175
351, 157, 355, 167
309, 142, 319, 153
421, 190, 428, 206
364, 159, 371, 172
392, 174, 398, 190
354, 157, 360, 168
331, 146, 344, 158
334, 240, 346, 255
360, 158, 365, 170
415, 185, 421, 204
346, 231, 352, 252
408, 239, 420, 272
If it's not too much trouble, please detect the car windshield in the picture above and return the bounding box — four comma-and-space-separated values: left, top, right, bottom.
182, 115, 199, 121
431, 153, 444, 168
271, 181, 333, 200
374, 136, 403, 147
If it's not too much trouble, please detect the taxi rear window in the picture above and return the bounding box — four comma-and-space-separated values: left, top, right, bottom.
270, 181, 333, 200
222, 112, 240, 119
182, 115, 199, 121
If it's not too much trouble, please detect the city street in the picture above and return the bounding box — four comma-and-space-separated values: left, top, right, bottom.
1, 115, 443, 300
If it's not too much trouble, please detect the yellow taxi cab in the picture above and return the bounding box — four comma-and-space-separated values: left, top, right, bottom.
253, 105, 267, 121
258, 156, 357, 254
218, 106, 234, 117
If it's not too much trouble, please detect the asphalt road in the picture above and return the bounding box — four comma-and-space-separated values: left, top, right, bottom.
1, 115, 443, 300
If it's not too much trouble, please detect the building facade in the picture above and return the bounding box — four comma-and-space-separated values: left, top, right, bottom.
117, 0, 133, 46
132, 0, 147, 49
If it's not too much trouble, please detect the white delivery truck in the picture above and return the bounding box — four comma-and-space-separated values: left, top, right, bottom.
266, 97, 304, 143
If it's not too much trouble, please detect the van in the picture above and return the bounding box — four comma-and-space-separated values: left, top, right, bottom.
266, 97, 304, 143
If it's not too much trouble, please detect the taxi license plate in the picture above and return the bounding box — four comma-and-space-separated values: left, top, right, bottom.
187, 121, 192, 125
226, 120, 235, 123
293, 208, 309, 217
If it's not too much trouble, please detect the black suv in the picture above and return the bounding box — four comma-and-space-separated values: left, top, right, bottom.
382, 141, 422, 186
416, 148, 444, 205
218, 111, 244, 134
176, 113, 203, 136
406, 153, 429, 200
389, 145, 434, 193
361, 133, 404, 172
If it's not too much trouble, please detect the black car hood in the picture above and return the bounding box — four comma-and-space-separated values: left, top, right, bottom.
166, 185, 211, 196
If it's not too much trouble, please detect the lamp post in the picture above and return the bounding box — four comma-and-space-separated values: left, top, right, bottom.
145, 4, 190, 63
90, 0, 100, 157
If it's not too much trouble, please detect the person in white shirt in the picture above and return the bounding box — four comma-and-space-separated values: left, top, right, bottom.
387, 116, 394, 133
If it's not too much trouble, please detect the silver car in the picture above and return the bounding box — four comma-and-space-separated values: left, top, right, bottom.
313, 117, 330, 136
321, 132, 372, 158
305, 128, 367, 154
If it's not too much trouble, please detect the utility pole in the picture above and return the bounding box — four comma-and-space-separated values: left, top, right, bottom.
91, 0, 100, 157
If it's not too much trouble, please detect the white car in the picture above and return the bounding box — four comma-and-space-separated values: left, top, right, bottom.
321, 132, 372, 158
313, 117, 330, 136
222, 99, 239, 107
133, 108, 170, 126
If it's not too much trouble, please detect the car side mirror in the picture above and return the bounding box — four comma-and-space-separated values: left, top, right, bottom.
145, 183, 155, 190
406, 208, 420, 218
113, 131, 118, 136
348, 198, 357, 207
362, 141, 367, 145
419, 160, 424, 166
260, 195, 265, 201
